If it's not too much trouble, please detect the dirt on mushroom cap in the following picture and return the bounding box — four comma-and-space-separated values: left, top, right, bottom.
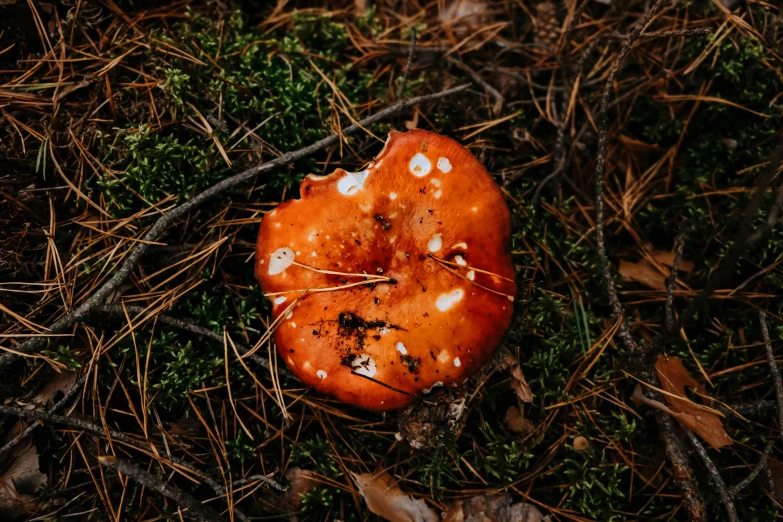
255, 129, 516, 410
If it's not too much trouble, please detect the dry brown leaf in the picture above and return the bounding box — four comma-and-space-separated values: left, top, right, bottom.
0, 440, 46, 516
631, 356, 732, 449
351, 471, 438, 522
618, 246, 693, 290
505, 405, 534, 434
438, 0, 490, 35
30, 371, 79, 409
501, 353, 533, 402
650, 250, 694, 273
443, 494, 544, 522
279, 467, 318, 513
618, 259, 666, 290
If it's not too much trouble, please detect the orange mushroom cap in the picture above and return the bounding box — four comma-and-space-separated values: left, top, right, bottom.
255, 129, 516, 411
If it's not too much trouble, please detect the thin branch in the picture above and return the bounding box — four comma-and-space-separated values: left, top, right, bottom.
99, 456, 226, 522
729, 441, 775, 498
760, 310, 783, 446
94, 305, 294, 380
0, 84, 469, 371
593, 0, 667, 355
397, 27, 417, 100
447, 57, 503, 114
656, 413, 707, 521
685, 430, 739, 522
665, 225, 688, 333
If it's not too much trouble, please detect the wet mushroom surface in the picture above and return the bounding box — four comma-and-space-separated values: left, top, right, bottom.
255, 129, 516, 410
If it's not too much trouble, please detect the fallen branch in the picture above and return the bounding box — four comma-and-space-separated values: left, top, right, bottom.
685, 430, 738, 522
0, 84, 469, 371
729, 441, 775, 498
590, 1, 708, 518
665, 225, 688, 334
99, 455, 226, 522
760, 310, 783, 446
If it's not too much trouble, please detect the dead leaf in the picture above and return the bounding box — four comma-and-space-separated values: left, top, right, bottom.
505, 406, 534, 435
438, 0, 490, 35
30, 371, 79, 409
618, 259, 667, 290
351, 471, 438, 522
650, 249, 694, 273
0, 440, 46, 516
443, 494, 545, 522
55, 79, 91, 103
279, 467, 318, 513
631, 356, 732, 449
501, 352, 533, 402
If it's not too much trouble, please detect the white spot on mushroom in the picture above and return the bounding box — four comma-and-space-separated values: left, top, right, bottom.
436, 289, 465, 312
308, 231, 317, 242
303, 361, 311, 369
295, 251, 300, 256
395, 342, 407, 355
268, 248, 294, 275
379, 327, 390, 335
409, 153, 432, 177
471, 206, 478, 212
311, 251, 317, 257
290, 322, 297, 328
430, 178, 441, 187
375, 159, 384, 168
285, 311, 293, 320
452, 242, 468, 250
337, 170, 369, 195
389, 192, 397, 200
274, 222, 281, 228
454, 357, 462, 367
455, 255, 467, 266
427, 234, 442, 252
317, 370, 327, 379
437, 157, 452, 173
351, 354, 377, 378
437, 349, 451, 363
467, 270, 476, 281
434, 190, 443, 199
274, 296, 287, 305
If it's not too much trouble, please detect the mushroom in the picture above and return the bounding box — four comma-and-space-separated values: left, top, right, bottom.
255, 129, 516, 411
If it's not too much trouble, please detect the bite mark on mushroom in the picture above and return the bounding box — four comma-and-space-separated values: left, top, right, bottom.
427, 234, 443, 252
317, 370, 327, 379
337, 170, 369, 195
268, 247, 294, 275
409, 153, 432, 177
436, 289, 464, 312
437, 157, 452, 173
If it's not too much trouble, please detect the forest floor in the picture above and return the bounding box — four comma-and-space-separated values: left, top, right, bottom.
1, 0, 783, 521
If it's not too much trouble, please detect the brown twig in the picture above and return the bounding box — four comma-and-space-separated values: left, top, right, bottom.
728, 441, 775, 498
760, 310, 783, 446
685, 430, 739, 522
99, 455, 227, 522
397, 27, 417, 100
0, 84, 469, 371
665, 224, 688, 334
